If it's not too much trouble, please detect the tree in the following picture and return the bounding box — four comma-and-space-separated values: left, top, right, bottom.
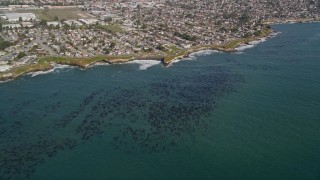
64, 24, 70, 29
104, 17, 112, 23
0, 41, 12, 50
54, 16, 59, 21
105, 49, 110, 54
48, 24, 54, 30
109, 41, 116, 49
174, 31, 197, 41
242, 32, 252, 38
0, 23, 2, 31
144, 47, 153, 52
141, 24, 147, 29
239, 14, 250, 24
156, 44, 165, 51
19, 17, 23, 21
39, 19, 47, 26
136, 19, 141, 26
17, 51, 26, 59
254, 30, 262, 36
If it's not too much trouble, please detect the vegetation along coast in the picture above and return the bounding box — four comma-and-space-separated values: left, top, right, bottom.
0, 27, 274, 82
1, 0, 318, 82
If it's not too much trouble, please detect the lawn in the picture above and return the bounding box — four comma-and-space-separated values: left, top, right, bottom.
224, 39, 243, 49
0, 55, 135, 80
38, 55, 133, 67
97, 24, 124, 33
17, 8, 84, 21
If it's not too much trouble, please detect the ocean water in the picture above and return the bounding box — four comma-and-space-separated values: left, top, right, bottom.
0, 23, 320, 180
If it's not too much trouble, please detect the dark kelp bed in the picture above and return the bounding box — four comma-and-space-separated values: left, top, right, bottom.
0, 65, 245, 179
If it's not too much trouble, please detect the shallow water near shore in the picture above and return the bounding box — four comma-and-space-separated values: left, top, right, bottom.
0, 23, 320, 179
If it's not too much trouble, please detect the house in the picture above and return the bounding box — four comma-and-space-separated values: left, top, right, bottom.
2, 24, 22, 29
78, 19, 98, 25
21, 22, 34, 28
47, 21, 61, 27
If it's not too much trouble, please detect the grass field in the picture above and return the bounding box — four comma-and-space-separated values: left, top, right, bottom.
0, 55, 134, 80
38, 55, 134, 67
17, 8, 88, 21
97, 25, 124, 33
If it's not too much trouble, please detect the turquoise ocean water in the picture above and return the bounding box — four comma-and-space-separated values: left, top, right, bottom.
0, 23, 320, 179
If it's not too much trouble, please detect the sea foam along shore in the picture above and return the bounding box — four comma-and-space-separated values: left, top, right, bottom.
235, 31, 279, 52
171, 50, 221, 64
188, 50, 221, 59
27, 64, 74, 77
127, 60, 161, 70
87, 59, 161, 70
169, 30, 278, 65
27, 60, 162, 78
22, 33, 277, 77
0, 28, 275, 82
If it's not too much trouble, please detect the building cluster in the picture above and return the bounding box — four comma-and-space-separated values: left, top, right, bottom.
0, 0, 319, 69
0, 0, 82, 6
1, 12, 36, 21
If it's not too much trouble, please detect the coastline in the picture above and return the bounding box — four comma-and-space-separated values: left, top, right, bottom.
0, 28, 275, 82
263, 18, 320, 25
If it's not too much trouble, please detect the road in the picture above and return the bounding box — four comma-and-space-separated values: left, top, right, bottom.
35, 29, 57, 56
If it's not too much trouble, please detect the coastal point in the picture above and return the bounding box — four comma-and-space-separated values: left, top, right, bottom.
0, 0, 319, 81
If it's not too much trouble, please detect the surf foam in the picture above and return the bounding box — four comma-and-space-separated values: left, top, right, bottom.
128, 60, 161, 70
28, 64, 73, 77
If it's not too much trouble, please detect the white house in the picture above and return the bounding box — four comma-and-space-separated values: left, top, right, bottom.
47, 21, 61, 27
2, 24, 22, 28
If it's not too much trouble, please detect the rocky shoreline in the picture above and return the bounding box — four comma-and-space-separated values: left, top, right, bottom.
264, 18, 320, 25
0, 29, 275, 83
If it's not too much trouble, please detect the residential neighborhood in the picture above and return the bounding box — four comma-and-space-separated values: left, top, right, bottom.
0, 1, 320, 180
0, 0, 319, 71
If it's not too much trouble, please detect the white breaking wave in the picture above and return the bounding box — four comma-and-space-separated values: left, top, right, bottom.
235, 36, 270, 51
29, 69, 55, 77
235, 32, 281, 52
191, 50, 220, 57
171, 58, 183, 64
181, 55, 197, 61
235, 43, 255, 51
250, 38, 267, 45
127, 60, 161, 70
28, 64, 73, 77
172, 50, 221, 64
